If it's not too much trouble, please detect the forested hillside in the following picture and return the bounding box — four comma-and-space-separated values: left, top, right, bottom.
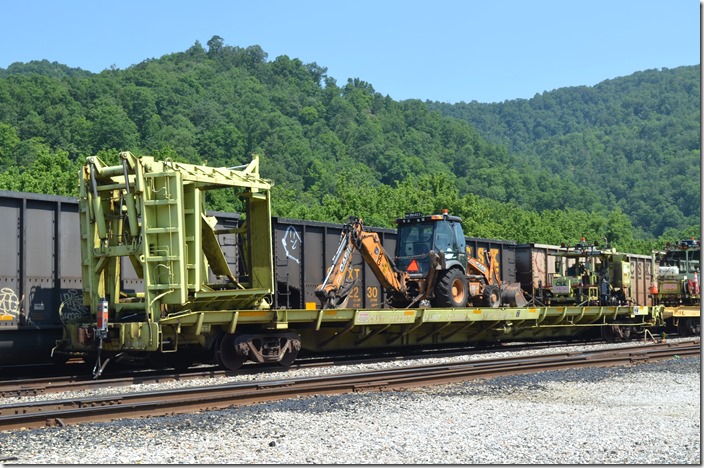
0, 37, 698, 253
428, 65, 700, 238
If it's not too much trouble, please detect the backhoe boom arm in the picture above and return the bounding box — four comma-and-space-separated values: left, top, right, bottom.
315, 217, 408, 308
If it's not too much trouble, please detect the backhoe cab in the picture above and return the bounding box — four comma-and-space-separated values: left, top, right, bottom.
315, 211, 527, 309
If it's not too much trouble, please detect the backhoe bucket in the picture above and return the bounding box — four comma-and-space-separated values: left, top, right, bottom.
316, 277, 357, 309
501, 283, 528, 307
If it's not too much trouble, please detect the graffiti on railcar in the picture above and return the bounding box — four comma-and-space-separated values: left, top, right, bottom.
282, 226, 302, 264
0, 287, 20, 322
60, 289, 89, 321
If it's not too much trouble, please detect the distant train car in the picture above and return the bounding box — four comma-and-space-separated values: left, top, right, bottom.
651, 239, 701, 336
0, 191, 81, 366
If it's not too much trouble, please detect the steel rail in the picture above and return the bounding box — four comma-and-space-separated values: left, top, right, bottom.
0, 340, 698, 432
0, 339, 604, 397
0, 339, 697, 398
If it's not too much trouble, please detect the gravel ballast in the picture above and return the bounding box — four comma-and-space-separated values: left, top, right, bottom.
0, 349, 699, 464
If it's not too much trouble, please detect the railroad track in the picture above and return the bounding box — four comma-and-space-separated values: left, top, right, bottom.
0, 339, 600, 398
0, 339, 698, 432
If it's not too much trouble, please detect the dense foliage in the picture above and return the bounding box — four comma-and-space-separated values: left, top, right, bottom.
0, 38, 698, 254
428, 65, 700, 239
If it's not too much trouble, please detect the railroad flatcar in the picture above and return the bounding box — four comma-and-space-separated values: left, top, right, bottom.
0, 191, 518, 368
0, 153, 672, 373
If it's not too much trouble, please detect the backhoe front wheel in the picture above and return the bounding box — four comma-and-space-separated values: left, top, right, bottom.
433, 268, 468, 308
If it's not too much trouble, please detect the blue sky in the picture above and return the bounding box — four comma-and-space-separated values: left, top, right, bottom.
1, 0, 699, 103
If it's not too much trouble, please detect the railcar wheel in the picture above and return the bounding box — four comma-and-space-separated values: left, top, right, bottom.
677, 318, 701, 337
601, 323, 632, 342
482, 285, 501, 308
433, 268, 468, 308
278, 348, 299, 367
215, 333, 248, 371
620, 325, 632, 340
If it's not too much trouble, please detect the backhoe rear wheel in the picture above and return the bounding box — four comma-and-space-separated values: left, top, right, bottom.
432, 268, 468, 308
